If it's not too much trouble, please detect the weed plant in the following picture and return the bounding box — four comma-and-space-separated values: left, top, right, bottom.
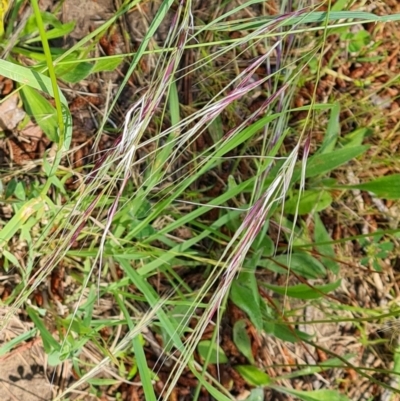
1, 0, 400, 400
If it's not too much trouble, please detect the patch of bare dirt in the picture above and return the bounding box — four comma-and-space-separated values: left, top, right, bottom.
0, 308, 51, 401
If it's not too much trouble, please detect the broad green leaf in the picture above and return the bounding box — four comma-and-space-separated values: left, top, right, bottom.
251, 222, 274, 256
225, 210, 242, 232
0, 59, 68, 105
55, 61, 94, 83
0, 198, 44, 246
393, 348, 400, 376
314, 213, 339, 273
284, 190, 332, 215
262, 280, 341, 300
304, 145, 369, 179
244, 388, 264, 401
230, 280, 262, 331
331, 0, 349, 11
134, 224, 156, 239
20, 86, 59, 142
3, 250, 21, 267
47, 350, 63, 366
43, 22, 75, 41
197, 340, 228, 364
343, 30, 371, 53
319, 102, 340, 154
341, 127, 370, 148
92, 56, 124, 73
208, 115, 224, 143
22, 11, 64, 36
14, 182, 26, 201
341, 174, 400, 200
5, 178, 18, 199
221, 113, 281, 155
33, 11, 64, 29
266, 252, 326, 279
25, 22, 76, 43
233, 320, 255, 364
235, 365, 270, 386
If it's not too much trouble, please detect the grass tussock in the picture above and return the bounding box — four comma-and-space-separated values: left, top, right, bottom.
1, 0, 400, 400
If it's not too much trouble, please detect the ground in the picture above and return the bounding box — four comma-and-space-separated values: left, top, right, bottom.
1, 0, 400, 400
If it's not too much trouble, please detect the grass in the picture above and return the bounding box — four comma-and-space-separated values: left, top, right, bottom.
1, 0, 400, 400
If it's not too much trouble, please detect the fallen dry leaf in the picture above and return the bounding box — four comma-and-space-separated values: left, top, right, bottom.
0, 94, 26, 130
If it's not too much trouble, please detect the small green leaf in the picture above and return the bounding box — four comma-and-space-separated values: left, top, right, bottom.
24, 21, 76, 43
225, 210, 241, 232
208, 115, 224, 143
56, 61, 94, 83
262, 280, 341, 299
128, 362, 138, 380
13, 181, 26, 201
3, 250, 21, 268
47, 349, 62, 366
20, 86, 58, 142
43, 22, 75, 41
285, 190, 332, 215
304, 145, 369, 179
22, 12, 75, 42
314, 213, 339, 273
197, 340, 228, 364
5, 178, 17, 199
393, 347, 400, 374
0, 59, 67, 104
233, 320, 255, 364
136, 199, 152, 219
235, 365, 271, 386
92, 56, 124, 73
230, 280, 263, 331
244, 388, 264, 401
35, 11, 64, 28
266, 252, 326, 279
251, 222, 274, 257
341, 127, 370, 148
348, 30, 371, 52
134, 224, 156, 239
331, 0, 349, 11
319, 102, 340, 154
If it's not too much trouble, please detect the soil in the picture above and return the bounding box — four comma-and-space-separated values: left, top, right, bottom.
0, 347, 52, 401
0, 308, 51, 401
1, 0, 400, 400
